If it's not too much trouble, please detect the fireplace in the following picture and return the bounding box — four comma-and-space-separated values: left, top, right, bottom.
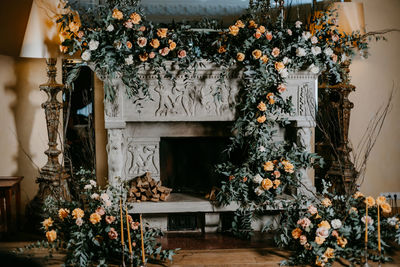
103, 62, 317, 232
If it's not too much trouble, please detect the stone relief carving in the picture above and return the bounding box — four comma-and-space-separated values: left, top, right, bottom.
296, 127, 316, 197
107, 129, 124, 186
125, 138, 160, 181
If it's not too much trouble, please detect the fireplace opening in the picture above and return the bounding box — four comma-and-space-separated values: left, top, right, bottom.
160, 137, 232, 195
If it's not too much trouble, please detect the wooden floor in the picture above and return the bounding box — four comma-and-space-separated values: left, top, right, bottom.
1, 234, 400, 267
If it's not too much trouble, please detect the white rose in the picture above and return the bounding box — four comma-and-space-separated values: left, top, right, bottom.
324, 47, 333, 56
125, 55, 134, 65
258, 146, 266, 152
91, 193, 100, 200
254, 186, 264, 196
282, 56, 290, 65
316, 226, 329, 238
331, 219, 342, 229
84, 184, 92, 190
302, 31, 311, 40
309, 64, 320, 74
89, 180, 97, 187
295, 21, 302, 28
311, 46, 321, 56
76, 217, 83, 226
81, 51, 91, 61
253, 174, 263, 184
106, 24, 114, 32
311, 36, 318, 44
361, 215, 374, 225
88, 40, 99, 51
279, 68, 289, 78
296, 47, 306, 57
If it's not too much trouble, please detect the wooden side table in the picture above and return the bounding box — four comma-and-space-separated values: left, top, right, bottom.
0, 176, 23, 233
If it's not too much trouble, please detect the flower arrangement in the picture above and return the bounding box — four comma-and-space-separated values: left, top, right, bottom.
31, 169, 176, 267
276, 184, 397, 266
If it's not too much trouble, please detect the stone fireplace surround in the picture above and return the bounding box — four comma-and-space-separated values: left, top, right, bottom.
104, 62, 317, 232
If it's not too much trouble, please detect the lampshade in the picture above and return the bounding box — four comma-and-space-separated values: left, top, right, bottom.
330, 2, 366, 35
20, 0, 61, 58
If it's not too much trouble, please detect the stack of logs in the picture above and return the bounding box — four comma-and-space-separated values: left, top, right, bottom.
128, 172, 172, 202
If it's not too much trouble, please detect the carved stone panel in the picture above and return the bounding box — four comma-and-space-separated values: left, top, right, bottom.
125, 138, 160, 181
107, 129, 124, 186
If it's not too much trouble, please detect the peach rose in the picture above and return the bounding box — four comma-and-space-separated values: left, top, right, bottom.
252, 49, 262, 59
149, 39, 160, 48
157, 28, 168, 38
315, 236, 325, 245
72, 208, 84, 219
260, 55, 268, 64
149, 51, 156, 59
263, 161, 274, 171
131, 221, 140, 230
281, 159, 294, 173
112, 9, 123, 20
337, 236, 347, 248
266, 92, 275, 105
178, 50, 187, 58
265, 31, 273, 41
299, 235, 307, 245
126, 41, 132, 49
331, 230, 339, 238
261, 178, 273, 190
321, 198, 332, 207
159, 47, 170, 56
137, 37, 147, 47
236, 52, 245, 62
273, 179, 280, 189
308, 205, 318, 215
273, 170, 281, 178
257, 115, 266, 123
254, 30, 262, 39
105, 215, 116, 224
90, 213, 101, 224
381, 202, 392, 214
271, 47, 280, 57
58, 208, 70, 220
257, 101, 266, 111
274, 62, 285, 71
297, 217, 311, 229
108, 227, 118, 240
258, 26, 266, 34
139, 25, 146, 32
169, 40, 177, 50
139, 53, 149, 62
277, 84, 286, 93
316, 227, 329, 238
248, 20, 258, 28
218, 46, 226, 53
130, 12, 141, 24
318, 220, 331, 229
376, 196, 387, 206
46, 230, 57, 242
365, 196, 375, 207
324, 247, 335, 259
235, 20, 245, 28
96, 207, 105, 216
229, 25, 239, 36
124, 19, 133, 29
353, 191, 364, 199
69, 21, 80, 33
291, 227, 302, 239
42, 218, 54, 230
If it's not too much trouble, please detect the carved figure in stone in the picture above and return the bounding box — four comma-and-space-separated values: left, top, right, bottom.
296, 127, 316, 196
126, 142, 159, 178
107, 129, 124, 185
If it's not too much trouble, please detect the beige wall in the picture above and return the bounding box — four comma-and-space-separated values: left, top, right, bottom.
351, 0, 400, 196
0, 0, 399, 215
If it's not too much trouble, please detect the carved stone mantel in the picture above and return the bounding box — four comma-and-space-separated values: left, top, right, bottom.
103, 62, 317, 195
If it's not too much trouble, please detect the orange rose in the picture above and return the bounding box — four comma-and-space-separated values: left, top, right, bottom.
248, 20, 258, 28
318, 220, 331, 229
273, 179, 280, 189
315, 236, 325, 245
274, 61, 285, 71
263, 161, 274, 171
291, 227, 302, 239
139, 52, 149, 62
261, 178, 273, 190
381, 202, 392, 214
168, 40, 177, 50
150, 39, 160, 48
324, 247, 335, 259
72, 208, 84, 219
257, 101, 266, 111
229, 25, 239, 36
337, 236, 347, 248
266, 92, 275, 105
281, 159, 294, 173
90, 213, 102, 224
235, 20, 245, 28
157, 28, 168, 38
260, 55, 268, 64
257, 115, 266, 123
42, 218, 54, 230
112, 8, 123, 20
218, 46, 226, 54
254, 30, 262, 39
130, 12, 141, 24
321, 198, 332, 207
236, 52, 245, 62
46, 230, 57, 242
126, 41, 132, 49
58, 208, 70, 220
376, 196, 386, 206
365, 196, 375, 207
258, 26, 266, 33
252, 49, 262, 59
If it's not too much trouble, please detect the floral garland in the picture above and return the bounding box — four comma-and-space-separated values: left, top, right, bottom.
54, 2, 378, 266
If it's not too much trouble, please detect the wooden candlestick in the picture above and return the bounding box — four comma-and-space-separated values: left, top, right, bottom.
125, 206, 133, 255
140, 214, 146, 265
120, 198, 125, 267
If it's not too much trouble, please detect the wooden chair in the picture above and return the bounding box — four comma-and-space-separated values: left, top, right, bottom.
0, 176, 23, 233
